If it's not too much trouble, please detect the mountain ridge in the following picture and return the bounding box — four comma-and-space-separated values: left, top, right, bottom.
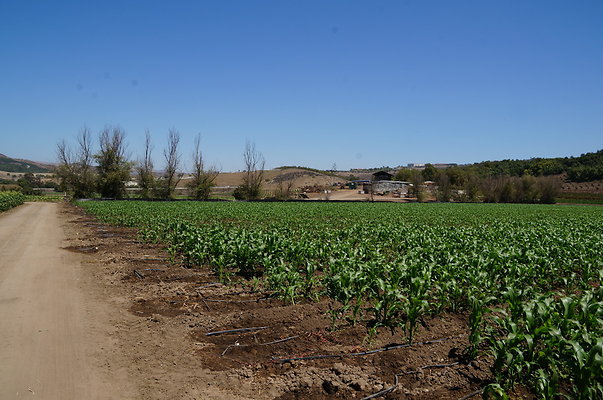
0, 154, 53, 173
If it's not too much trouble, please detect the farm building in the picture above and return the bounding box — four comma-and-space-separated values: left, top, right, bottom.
363, 180, 409, 195
371, 171, 393, 181
406, 163, 425, 169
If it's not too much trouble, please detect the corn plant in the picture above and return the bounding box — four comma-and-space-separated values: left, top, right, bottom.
467, 294, 495, 359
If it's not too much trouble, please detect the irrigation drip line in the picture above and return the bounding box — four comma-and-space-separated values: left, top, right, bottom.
200, 298, 211, 311
273, 334, 465, 363
363, 361, 462, 399
403, 361, 461, 374
201, 296, 271, 303
361, 374, 400, 400
421, 361, 461, 369
221, 335, 299, 356
260, 335, 299, 346
274, 353, 342, 362
205, 326, 269, 337
197, 282, 222, 289
133, 270, 145, 279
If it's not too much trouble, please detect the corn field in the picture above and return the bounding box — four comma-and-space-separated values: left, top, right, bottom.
77, 201, 603, 398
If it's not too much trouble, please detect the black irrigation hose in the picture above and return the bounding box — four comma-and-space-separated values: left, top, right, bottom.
201, 296, 271, 303
362, 374, 399, 400
363, 361, 463, 399
197, 282, 222, 289
403, 361, 461, 374
200, 298, 211, 311
273, 334, 465, 363
361, 374, 400, 400
221, 335, 299, 356
422, 361, 460, 369
274, 353, 342, 362
205, 326, 269, 336
261, 335, 300, 346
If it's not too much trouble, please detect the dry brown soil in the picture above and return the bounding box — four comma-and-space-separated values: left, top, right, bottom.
0, 202, 135, 399
191, 168, 345, 193
0, 202, 496, 399
560, 179, 603, 193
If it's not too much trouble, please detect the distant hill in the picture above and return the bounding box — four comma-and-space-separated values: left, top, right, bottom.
0, 154, 53, 173
203, 167, 344, 191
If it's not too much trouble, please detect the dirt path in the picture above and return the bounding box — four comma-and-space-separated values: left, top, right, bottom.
0, 202, 135, 399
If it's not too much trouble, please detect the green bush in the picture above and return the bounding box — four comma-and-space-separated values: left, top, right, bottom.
0, 191, 25, 212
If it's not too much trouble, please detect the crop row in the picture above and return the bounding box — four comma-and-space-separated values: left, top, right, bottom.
485, 286, 603, 399
77, 201, 603, 397
0, 191, 25, 212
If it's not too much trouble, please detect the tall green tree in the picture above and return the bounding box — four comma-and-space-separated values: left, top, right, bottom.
16, 173, 39, 195
463, 173, 481, 202
409, 170, 426, 202
422, 163, 439, 181
436, 173, 451, 202
95, 127, 132, 198
394, 168, 412, 181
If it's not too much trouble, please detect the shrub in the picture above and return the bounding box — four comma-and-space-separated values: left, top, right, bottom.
0, 191, 25, 212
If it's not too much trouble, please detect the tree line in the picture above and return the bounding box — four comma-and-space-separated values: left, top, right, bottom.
391, 149, 602, 204
464, 149, 603, 182
394, 165, 560, 204
392, 149, 603, 204
56, 126, 264, 200
0, 173, 59, 194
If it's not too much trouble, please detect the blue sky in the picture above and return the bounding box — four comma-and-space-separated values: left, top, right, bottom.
1, 1, 602, 171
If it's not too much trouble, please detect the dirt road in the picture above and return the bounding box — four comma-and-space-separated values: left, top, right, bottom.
0, 202, 134, 399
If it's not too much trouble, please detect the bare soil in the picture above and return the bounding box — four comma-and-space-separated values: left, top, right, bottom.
560, 179, 603, 193
50, 203, 497, 399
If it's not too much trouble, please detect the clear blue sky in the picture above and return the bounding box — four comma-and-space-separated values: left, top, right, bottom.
1, 1, 602, 171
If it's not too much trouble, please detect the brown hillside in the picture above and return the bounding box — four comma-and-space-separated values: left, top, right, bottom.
179, 168, 347, 193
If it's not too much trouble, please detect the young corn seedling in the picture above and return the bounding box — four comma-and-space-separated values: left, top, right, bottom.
404, 275, 430, 344
467, 294, 495, 360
